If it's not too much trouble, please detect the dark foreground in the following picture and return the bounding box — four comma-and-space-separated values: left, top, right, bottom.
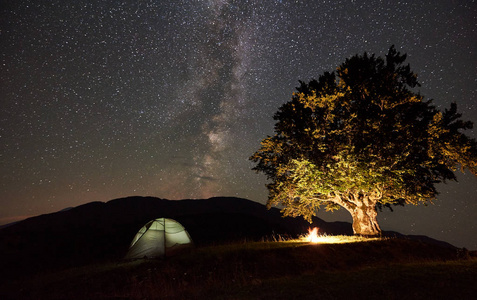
1, 238, 476, 300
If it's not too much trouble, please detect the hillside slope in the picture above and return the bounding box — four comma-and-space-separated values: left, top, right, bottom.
0, 196, 350, 280
0, 238, 475, 300
0, 196, 457, 281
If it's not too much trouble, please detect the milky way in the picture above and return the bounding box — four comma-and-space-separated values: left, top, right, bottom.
1, 0, 476, 248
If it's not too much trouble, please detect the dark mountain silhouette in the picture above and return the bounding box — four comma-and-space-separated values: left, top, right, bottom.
0, 221, 20, 230
0, 196, 455, 281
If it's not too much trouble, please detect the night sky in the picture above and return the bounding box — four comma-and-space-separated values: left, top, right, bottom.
1, 1, 476, 249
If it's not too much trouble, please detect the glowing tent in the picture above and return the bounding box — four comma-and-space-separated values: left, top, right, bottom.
125, 218, 193, 259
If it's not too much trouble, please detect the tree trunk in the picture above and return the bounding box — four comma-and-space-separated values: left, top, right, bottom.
348, 203, 381, 236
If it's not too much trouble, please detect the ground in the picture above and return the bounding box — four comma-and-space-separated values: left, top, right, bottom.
0, 237, 476, 299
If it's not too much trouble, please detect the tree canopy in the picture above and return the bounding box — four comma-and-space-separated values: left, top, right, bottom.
250, 46, 477, 236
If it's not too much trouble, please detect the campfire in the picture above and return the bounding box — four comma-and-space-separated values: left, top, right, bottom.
300, 227, 382, 244
307, 227, 320, 243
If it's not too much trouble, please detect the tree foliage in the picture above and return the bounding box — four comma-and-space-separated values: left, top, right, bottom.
250, 46, 477, 235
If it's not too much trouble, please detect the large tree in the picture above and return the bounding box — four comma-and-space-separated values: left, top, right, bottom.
250, 46, 477, 236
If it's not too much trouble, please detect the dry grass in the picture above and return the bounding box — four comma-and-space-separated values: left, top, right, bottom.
1, 237, 475, 299
293, 233, 385, 244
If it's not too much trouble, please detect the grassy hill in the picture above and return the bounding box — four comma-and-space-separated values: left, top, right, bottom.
1, 196, 474, 299
0, 238, 475, 299
0, 197, 353, 280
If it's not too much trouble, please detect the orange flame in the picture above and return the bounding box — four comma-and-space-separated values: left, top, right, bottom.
307, 227, 320, 243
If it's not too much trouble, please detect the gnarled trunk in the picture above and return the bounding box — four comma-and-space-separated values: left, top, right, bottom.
330, 193, 382, 236
348, 203, 381, 236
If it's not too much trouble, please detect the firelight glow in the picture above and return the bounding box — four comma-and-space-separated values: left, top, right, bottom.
307, 227, 320, 243
298, 228, 383, 244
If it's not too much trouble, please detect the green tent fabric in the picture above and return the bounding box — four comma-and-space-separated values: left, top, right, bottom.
125, 218, 193, 259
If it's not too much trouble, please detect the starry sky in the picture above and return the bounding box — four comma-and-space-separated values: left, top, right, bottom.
1, 0, 476, 249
